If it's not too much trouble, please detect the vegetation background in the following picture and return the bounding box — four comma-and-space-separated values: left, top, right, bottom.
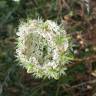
0, 0, 96, 96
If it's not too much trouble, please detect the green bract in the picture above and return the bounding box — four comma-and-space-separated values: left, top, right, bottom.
16, 19, 72, 79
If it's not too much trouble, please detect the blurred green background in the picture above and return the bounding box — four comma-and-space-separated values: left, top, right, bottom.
0, 0, 96, 96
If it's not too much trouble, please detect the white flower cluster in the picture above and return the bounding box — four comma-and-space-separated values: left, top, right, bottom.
16, 19, 72, 79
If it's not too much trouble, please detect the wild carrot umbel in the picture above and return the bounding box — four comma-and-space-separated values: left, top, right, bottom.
16, 19, 73, 79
